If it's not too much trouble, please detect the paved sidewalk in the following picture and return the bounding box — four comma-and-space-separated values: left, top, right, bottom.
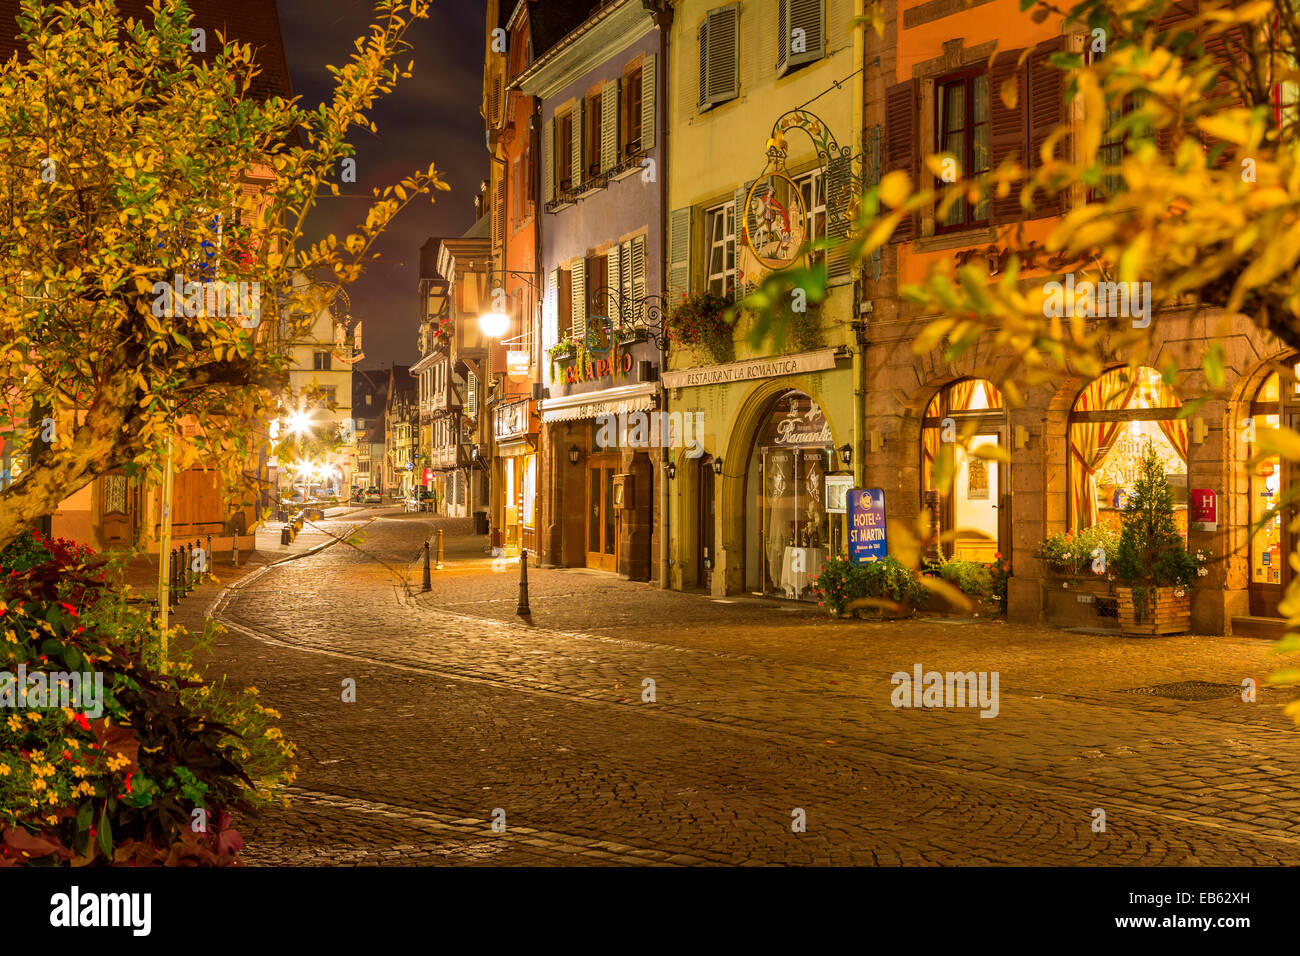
178, 514, 1300, 866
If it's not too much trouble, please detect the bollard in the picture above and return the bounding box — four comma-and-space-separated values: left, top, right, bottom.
169, 549, 179, 605
422, 541, 432, 592
185, 542, 194, 590
281, 524, 290, 545
435, 528, 444, 571
516, 548, 531, 618
232, 535, 239, 568
206, 534, 212, 581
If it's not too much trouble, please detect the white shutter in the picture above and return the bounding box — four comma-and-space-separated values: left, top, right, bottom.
632, 235, 647, 304
619, 240, 633, 308
668, 207, 692, 303
641, 54, 656, 150
542, 117, 554, 204
607, 247, 621, 320
543, 269, 558, 386
571, 258, 586, 343
734, 180, 753, 259
571, 100, 584, 189
785, 0, 825, 73
601, 78, 619, 173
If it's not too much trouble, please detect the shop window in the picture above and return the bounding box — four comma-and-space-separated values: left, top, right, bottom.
920, 379, 1005, 561
748, 391, 836, 599
1068, 367, 1186, 533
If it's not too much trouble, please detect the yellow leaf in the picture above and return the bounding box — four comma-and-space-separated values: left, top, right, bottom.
878, 170, 911, 209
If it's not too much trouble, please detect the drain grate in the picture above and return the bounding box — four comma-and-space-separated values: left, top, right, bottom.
1124, 681, 1241, 701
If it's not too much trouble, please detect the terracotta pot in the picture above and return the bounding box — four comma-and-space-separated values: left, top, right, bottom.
1115, 586, 1191, 636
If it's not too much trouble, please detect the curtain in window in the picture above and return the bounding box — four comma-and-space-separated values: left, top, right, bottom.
1147, 376, 1187, 463
1069, 373, 1139, 530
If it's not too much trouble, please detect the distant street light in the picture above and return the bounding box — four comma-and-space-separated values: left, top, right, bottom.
478, 310, 509, 339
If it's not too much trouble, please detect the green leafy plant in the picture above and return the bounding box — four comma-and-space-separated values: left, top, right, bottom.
0, 530, 296, 866
1037, 524, 1119, 577
668, 289, 735, 364
1112, 442, 1199, 620
811, 554, 927, 617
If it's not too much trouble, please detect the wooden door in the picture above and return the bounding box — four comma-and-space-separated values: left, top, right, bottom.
586, 457, 618, 572
697, 456, 715, 590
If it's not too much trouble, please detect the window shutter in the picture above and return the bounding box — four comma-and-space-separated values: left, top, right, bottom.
571, 258, 586, 342
883, 79, 917, 242
641, 54, 656, 150
776, 0, 790, 76
1201, 22, 1245, 165
782, 0, 824, 75
632, 235, 647, 304
571, 100, 584, 188
733, 179, 752, 253
668, 206, 693, 303
700, 4, 739, 110
607, 246, 621, 316
601, 78, 620, 173
1027, 36, 1066, 219
542, 117, 554, 204
825, 153, 854, 277
1154, 1, 1199, 155
697, 17, 709, 108
988, 48, 1027, 224
619, 240, 634, 311
492, 176, 505, 248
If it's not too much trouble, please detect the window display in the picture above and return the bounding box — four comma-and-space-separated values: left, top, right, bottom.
920, 378, 1005, 561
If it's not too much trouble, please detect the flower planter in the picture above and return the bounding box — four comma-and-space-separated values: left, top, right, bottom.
1115, 586, 1190, 636
1040, 571, 1116, 628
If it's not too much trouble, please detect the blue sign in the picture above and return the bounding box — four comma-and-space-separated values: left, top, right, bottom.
849, 488, 887, 563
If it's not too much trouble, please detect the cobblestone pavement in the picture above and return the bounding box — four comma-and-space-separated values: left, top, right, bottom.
188, 512, 1300, 865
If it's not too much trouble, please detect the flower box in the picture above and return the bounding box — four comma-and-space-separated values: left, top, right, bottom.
1115, 586, 1190, 636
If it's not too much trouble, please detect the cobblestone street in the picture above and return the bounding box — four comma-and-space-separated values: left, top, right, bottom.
181, 511, 1300, 866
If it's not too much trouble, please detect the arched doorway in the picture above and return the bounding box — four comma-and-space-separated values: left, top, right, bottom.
696, 455, 716, 591
744, 390, 837, 599
1248, 359, 1300, 616
1068, 366, 1187, 533
920, 379, 1007, 561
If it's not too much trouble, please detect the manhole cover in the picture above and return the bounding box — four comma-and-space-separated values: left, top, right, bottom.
1124, 681, 1241, 701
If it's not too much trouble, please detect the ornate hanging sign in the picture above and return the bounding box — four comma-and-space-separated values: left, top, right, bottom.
743, 172, 808, 270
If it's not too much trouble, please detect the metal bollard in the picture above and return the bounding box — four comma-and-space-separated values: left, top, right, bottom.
422, 541, 432, 592
232, 534, 239, 568
206, 534, 212, 580
435, 528, 444, 571
516, 548, 531, 617
184, 542, 193, 589
169, 549, 179, 604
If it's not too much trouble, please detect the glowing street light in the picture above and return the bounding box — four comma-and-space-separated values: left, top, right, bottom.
478, 310, 509, 339
286, 409, 313, 437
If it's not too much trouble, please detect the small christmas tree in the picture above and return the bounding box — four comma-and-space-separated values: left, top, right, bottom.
1113, 440, 1197, 618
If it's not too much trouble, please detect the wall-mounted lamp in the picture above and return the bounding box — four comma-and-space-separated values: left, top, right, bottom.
712, 458, 723, 476
568, 444, 581, 466
1014, 425, 1030, 450
838, 443, 852, 466
867, 431, 884, 454
1191, 418, 1208, 444
666, 461, 676, 480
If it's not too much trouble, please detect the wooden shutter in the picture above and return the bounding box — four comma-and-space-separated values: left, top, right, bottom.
543, 269, 558, 345
559, 269, 572, 335
781, 0, 824, 76
825, 153, 854, 277
607, 247, 621, 315
542, 117, 554, 204
641, 54, 656, 151
571, 100, 584, 189
700, 4, 739, 109
989, 48, 1027, 224
668, 206, 693, 303
632, 235, 647, 304
883, 79, 917, 242
619, 240, 634, 311
1201, 22, 1245, 166
601, 79, 620, 173
733, 180, 752, 277
1154, 0, 1199, 155
571, 258, 586, 342
1027, 36, 1067, 219
492, 176, 505, 248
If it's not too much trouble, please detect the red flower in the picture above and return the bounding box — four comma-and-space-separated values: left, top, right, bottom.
72, 713, 91, 731
59, 602, 78, 617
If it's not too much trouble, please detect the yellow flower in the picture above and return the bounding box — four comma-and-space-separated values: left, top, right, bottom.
72, 781, 95, 798
106, 752, 130, 773
5, 715, 21, 733
45, 815, 58, 826
3, 630, 16, 644
264, 727, 282, 741
26, 711, 40, 723
46, 791, 58, 806
70, 765, 88, 779
0, 763, 10, 776
31, 778, 46, 792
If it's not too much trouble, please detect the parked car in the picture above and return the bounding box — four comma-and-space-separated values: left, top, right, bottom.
362, 487, 382, 504
349, 486, 363, 502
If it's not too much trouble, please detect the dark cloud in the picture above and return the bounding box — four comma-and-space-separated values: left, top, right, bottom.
277, 0, 486, 369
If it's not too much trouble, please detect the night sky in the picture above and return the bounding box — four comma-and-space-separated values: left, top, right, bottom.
277, 0, 488, 370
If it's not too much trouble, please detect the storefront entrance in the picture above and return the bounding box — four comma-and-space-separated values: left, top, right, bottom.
586, 455, 619, 572
1249, 365, 1300, 617
746, 392, 835, 600
697, 455, 716, 591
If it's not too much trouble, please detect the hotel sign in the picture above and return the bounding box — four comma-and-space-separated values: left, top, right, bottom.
662, 348, 837, 389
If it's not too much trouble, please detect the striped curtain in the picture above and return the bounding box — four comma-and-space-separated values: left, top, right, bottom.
1149, 376, 1188, 463
1069, 372, 1138, 531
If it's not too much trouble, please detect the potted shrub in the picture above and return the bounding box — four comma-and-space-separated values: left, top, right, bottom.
1112, 442, 1199, 636
667, 289, 735, 365
811, 554, 926, 619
